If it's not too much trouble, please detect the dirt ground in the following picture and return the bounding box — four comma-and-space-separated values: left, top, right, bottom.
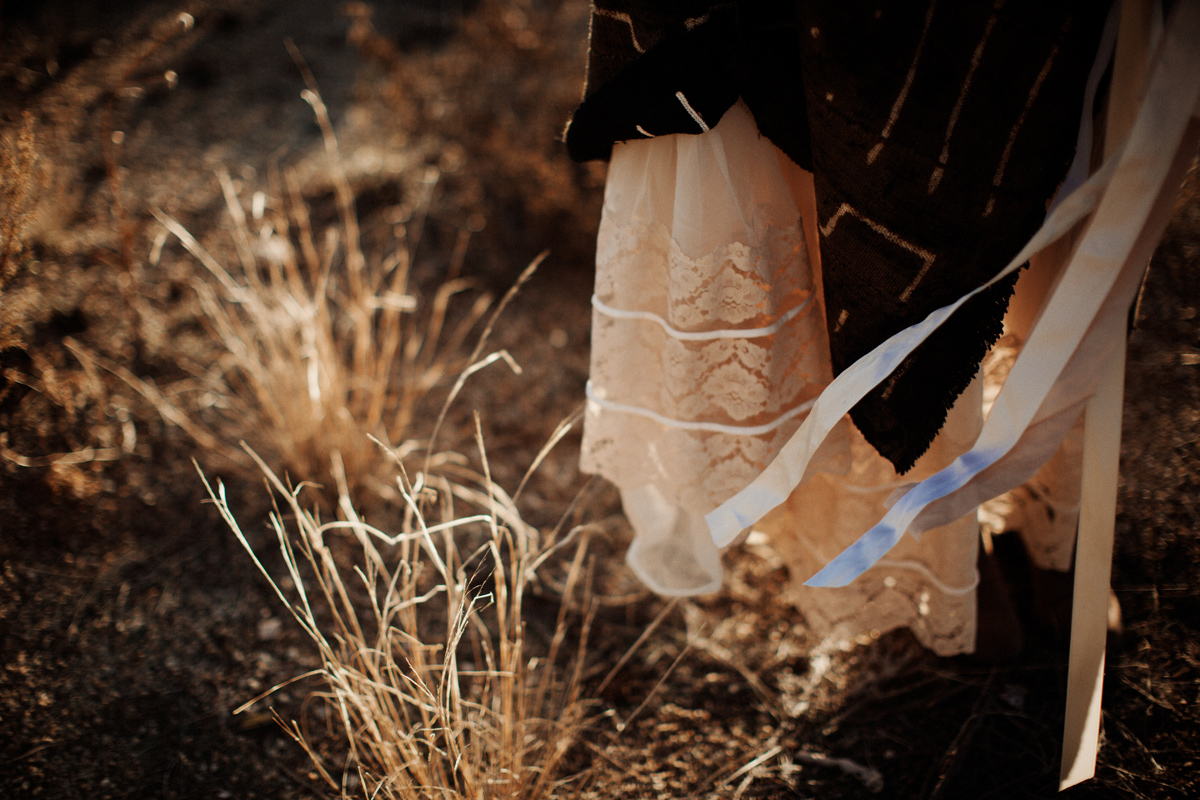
2, 2, 1198, 798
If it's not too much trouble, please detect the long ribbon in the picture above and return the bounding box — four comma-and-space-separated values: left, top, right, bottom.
705, 2, 1200, 593
704, 150, 1117, 546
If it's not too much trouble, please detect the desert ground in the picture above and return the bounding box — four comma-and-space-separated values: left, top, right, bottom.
2, 2, 1199, 798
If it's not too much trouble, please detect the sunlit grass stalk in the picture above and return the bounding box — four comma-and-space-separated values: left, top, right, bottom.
202, 438, 597, 799
141, 71, 613, 797
148, 78, 502, 498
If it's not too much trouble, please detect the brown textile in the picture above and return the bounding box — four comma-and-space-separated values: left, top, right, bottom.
566, 0, 1110, 472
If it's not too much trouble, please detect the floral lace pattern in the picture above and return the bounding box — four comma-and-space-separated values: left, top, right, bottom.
592, 221, 827, 427
581, 101, 984, 654
595, 217, 815, 331
759, 418, 982, 657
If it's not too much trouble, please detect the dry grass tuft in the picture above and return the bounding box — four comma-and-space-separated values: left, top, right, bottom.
143, 77, 525, 500
163, 66, 602, 799
97, 43, 621, 798
201, 436, 599, 799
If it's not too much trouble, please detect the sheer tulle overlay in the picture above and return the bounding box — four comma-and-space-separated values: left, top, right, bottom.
581, 103, 1074, 655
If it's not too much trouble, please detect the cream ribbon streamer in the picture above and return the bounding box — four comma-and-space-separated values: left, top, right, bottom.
704, 151, 1118, 546
1062, 0, 1161, 788
705, 2, 1200, 590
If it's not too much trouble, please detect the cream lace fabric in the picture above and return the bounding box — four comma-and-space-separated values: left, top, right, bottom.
582, 101, 1095, 655
759, 383, 985, 656
582, 102, 997, 654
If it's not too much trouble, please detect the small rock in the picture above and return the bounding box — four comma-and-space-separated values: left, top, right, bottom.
257, 618, 282, 641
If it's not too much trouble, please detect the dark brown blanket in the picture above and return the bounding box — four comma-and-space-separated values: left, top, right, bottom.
566, 0, 1110, 472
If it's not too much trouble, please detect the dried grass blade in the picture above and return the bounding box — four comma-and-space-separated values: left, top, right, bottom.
67, 338, 248, 466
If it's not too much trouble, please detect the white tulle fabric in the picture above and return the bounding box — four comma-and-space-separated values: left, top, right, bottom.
581, 103, 988, 655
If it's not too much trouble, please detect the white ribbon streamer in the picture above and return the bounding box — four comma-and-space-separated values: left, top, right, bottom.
591, 292, 814, 341
706, 3, 1200, 592
705, 153, 1117, 545
586, 380, 816, 435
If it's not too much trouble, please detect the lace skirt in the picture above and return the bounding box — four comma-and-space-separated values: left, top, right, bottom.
581, 102, 1079, 656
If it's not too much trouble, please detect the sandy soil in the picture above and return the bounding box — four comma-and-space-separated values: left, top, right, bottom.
2, 2, 1198, 798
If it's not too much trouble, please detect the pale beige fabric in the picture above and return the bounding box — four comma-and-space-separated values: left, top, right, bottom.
582, 102, 993, 655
